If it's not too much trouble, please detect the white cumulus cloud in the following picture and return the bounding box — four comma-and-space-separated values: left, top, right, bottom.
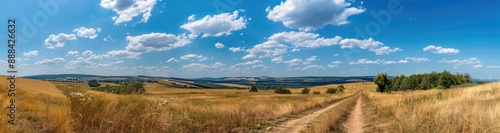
215, 42, 225, 49
181, 10, 248, 38
405, 57, 430, 62
439, 58, 481, 66
23, 50, 39, 57
349, 59, 400, 65
180, 54, 209, 61
66, 51, 78, 56
73, 27, 101, 39
423, 45, 460, 55
125, 32, 191, 52
271, 56, 284, 63
229, 47, 245, 52
235, 60, 262, 66
328, 61, 342, 68
44, 33, 77, 49
283, 58, 303, 66
266, 0, 365, 31
182, 62, 225, 71
100, 0, 157, 25
82, 50, 94, 56
166, 58, 180, 63
35, 57, 65, 65
104, 50, 141, 59
244, 31, 400, 59
303, 56, 318, 65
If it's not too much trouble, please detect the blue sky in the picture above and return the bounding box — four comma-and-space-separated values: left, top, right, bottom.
0, 0, 499, 79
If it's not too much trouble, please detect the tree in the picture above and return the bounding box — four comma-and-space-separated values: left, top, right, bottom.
249, 86, 258, 92
374, 73, 391, 92
464, 73, 472, 83
419, 74, 432, 90
378, 70, 472, 91
391, 74, 407, 91
438, 70, 456, 88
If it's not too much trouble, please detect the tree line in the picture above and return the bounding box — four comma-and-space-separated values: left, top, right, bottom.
374, 70, 472, 92
91, 82, 146, 94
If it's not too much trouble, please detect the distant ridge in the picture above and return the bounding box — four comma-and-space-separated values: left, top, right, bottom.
22, 74, 107, 79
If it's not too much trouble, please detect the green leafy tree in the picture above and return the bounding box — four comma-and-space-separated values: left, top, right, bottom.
438, 70, 456, 88
374, 73, 391, 92
249, 86, 258, 92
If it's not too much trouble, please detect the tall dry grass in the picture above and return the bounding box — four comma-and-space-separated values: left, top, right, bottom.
58, 82, 363, 132
365, 82, 500, 132
0, 85, 71, 133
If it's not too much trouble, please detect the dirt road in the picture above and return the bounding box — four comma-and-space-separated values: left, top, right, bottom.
271, 95, 355, 133
346, 96, 364, 133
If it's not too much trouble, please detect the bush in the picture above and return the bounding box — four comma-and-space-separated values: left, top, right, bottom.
436, 85, 446, 89
249, 86, 258, 92
88, 80, 101, 87
326, 88, 337, 94
301, 88, 310, 94
274, 87, 292, 94
313, 91, 321, 94
476, 80, 488, 84
92, 82, 145, 94
336, 85, 345, 94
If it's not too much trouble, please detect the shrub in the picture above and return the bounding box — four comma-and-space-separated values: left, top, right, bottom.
476, 80, 488, 84
436, 85, 446, 89
301, 88, 310, 94
326, 88, 337, 94
249, 86, 258, 92
336, 85, 345, 94
274, 87, 292, 94
313, 91, 321, 94
88, 80, 101, 87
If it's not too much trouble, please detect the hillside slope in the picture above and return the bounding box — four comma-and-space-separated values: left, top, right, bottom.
0, 76, 64, 98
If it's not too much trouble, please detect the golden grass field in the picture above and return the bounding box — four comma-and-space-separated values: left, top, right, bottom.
364, 82, 500, 133
0, 77, 499, 133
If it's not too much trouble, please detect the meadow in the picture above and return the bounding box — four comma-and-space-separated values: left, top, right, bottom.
1, 77, 499, 133
0, 77, 364, 132
364, 82, 500, 133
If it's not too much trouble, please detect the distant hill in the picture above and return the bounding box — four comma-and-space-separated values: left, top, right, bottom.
22, 74, 375, 88
22, 74, 107, 79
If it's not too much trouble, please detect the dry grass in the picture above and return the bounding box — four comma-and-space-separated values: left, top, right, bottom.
214, 83, 250, 88
365, 82, 500, 133
0, 78, 371, 132
0, 81, 71, 133
58, 82, 365, 132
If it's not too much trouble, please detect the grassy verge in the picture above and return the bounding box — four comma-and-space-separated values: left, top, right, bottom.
365, 82, 500, 132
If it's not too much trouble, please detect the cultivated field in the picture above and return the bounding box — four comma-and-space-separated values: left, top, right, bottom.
1, 77, 498, 133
